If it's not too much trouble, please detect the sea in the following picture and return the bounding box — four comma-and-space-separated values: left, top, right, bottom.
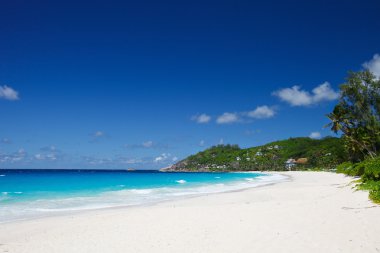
0, 169, 286, 223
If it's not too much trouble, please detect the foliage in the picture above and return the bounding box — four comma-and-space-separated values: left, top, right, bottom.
361, 156, 380, 181
327, 70, 380, 161
336, 161, 354, 175
337, 157, 380, 203
357, 180, 380, 204
327, 70, 380, 203
172, 137, 347, 171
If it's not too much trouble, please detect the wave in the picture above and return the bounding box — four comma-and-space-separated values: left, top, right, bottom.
0, 173, 287, 223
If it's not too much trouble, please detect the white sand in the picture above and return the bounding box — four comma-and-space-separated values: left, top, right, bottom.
1, 171, 379, 253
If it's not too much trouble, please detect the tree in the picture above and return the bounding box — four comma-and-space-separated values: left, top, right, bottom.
327, 70, 380, 161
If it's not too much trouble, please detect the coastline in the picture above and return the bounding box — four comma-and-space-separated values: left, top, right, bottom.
0, 172, 288, 225
1, 171, 379, 253
0, 171, 286, 224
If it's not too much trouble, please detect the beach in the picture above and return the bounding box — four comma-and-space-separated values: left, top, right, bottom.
1, 171, 379, 253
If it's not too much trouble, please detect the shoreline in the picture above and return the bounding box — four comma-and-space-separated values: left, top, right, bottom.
0, 172, 289, 225
1, 171, 379, 253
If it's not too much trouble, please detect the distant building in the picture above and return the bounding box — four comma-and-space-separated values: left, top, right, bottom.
236, 157, 241, 161
285, 158, 297, 170
296, 158, 308, 164
255, 151, 263, 156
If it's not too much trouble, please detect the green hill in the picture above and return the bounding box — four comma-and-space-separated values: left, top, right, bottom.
166, 137, 347, 172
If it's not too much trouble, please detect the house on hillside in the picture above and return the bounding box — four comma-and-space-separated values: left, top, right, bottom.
285, 158, 297, 170
286, 157, 308, 170
296, 158, 308, 164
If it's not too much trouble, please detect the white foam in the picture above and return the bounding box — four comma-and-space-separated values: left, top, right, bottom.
0, 173, 287, 223
129, 189, 153, 194
0, 192, 11, 203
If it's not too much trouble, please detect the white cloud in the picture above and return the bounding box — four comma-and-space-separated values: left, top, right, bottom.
219, 138, 224, 145
0, 148, 27, 163
82, 156, 112, 165
273, 86, 311, 106
309, 132, 322, 139
154, 153, 178, 164
194, 106, 276, 125
191, 114, 211, 124
116, 157, 143, 165
312, 82, 340, 102
81, 155, 145, 166
94, 131, 104, 137
0, 138, 11, 144
199, 140, 205, 147
247, 105, 275, 119
142, 140, 153, 148
273, 82, 339, 106
216, 112, 239, 124
34, 154, 43, 160
0, 85, 19, 101
216, 106, 275, 124
40, 145, 57, 152
34, 153, 57, 161
154, 156, 164, 162
363, 54, 380, 79
154, 153, 169, 163
34, 145, 62, 161
90, 131, 106, 143
125, 141, 168, 149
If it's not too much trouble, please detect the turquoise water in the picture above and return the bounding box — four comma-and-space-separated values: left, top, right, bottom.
0, 170, 284, 222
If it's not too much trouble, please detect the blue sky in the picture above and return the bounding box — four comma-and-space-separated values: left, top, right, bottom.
1, 0, 380, 169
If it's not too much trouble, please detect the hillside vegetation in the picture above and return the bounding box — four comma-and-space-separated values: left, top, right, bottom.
168, 137, 347, 172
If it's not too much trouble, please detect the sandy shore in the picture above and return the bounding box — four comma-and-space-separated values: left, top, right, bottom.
1, 171, 379, 253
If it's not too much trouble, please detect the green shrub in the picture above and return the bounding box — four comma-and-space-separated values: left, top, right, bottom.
369, 188, 380, 203
352, 162, 366, 177
336, 161, 365, 176
336, 160, 372, 177
362, 157, 380, 181
336, 162, 353, 174
358, 180, 380, 204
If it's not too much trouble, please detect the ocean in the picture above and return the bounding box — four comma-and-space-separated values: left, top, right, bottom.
0, 169, 285, 223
